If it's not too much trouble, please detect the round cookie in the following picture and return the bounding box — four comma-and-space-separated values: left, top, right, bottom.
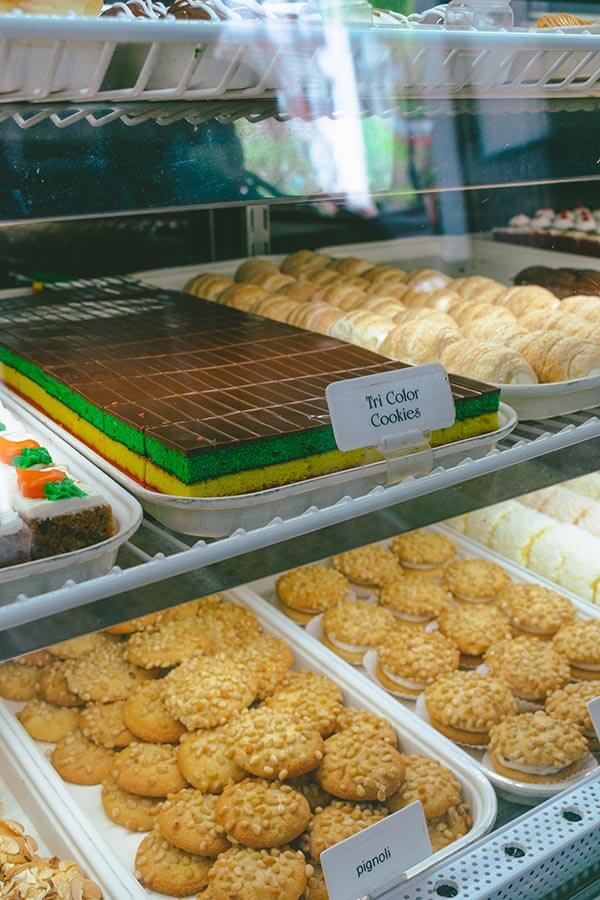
0, 661, 39, 700
17, 699, 80, 742
331, 545, 403, 590
51, 730, 113, 785
215, 779, 310, 848
276, 565, 351, 623
379, 575, 452, 624
376, 630, 459, 697
546, 680, 600, 746
428, 803, 472, 852
15, 650, 52, 667
306, 801, 388, 862
79, 700, 135, 749
489, 711, 589, 783
390, 530, 456, 577
105, 597, 208, 634
135, 827, 211, 896
159, 789, 229, 857
48, 633, 112, 659
101, 778, 162, 832
287, 775, 331, 813
484, 636, 570, 704
270, 670, 343, 703
196, 601, 262, 655
553, 620, 600, 680
498, 583, 575, 639
63, 642, 150, 704
437, 605, 512, 668
207, 847, 311, 900
335, 709, 397, 747
163, 655, 257, 730
263, 682, 342, 738
177, 727, 245, 794
304, 863, 328, 900
387, 755, 462, 820
126, 618, 212, 669
0, 819, 38, 869
123, 681, 186, 743
228, 708, 324, 780
39, 662, 81, 707
424, 671, 517, 747
321, 599, 397, 665
316, 732, 404, 802
229, 634, 294, 699
112, 742, 187, 797
443, 559, 510, 604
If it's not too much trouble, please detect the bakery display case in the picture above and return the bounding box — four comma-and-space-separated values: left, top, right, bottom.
1, 0, 600, 897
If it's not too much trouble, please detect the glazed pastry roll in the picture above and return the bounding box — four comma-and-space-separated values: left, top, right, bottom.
402, 288, 461, 310
448, 299, 518, 328
519, 311, 600, 348
302, 304, 346, 335
451, 276, 505, 301
252, 296, 301, 323
330, 311, 395, 351
363, 265, 407, 287
393, 309, 457, 329
280, 250, 331, 275
560, 295, 600, 324
499, 286, 560, 316
235, 258, 279, 283
404, 269, 452, 293
440, 339, 538, 385
357, 297, 406, 316
462, 318, 527, 342
328, 257, 374, 277
508, 330, 600, 382
218, 283, 268, 311
381, 320, 461, 364
184, 272, 233, 300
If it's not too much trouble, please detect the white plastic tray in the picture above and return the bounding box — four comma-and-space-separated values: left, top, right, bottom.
0, 707, 145, 899
319, 236, 600, 421
0, 587, 497, 896
245, 524, 599, 806
0, 388, 142, 602
10, 389, 517, 537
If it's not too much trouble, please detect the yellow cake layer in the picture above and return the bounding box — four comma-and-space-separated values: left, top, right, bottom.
2, 363, 499, 497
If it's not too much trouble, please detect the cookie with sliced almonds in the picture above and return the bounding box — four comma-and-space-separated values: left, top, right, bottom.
315, 731, 405, 802
228, 708, 324, 781
215, 779, 310, 848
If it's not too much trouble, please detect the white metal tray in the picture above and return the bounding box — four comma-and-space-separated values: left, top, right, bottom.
0, 587, 497, 896
10, 389, 517, 537
319, 236, 600, 421
0, 707, 145, 899
0, 388, 143, 603
244, 525, 599, 806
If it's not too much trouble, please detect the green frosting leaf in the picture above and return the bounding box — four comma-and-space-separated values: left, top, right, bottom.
13, 446, 52, 469
0, 423, 5, 432
44, 477, 87, 501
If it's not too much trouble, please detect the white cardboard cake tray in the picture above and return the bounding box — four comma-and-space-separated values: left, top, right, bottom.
0, 587, 497, 897
318, 236, 600, 421
0, 387, 142, 602
244, 524, 600, 806
0, 707, 145, 899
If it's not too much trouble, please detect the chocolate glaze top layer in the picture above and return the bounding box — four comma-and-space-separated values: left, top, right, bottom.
0, 280, 497, 457
515, 266, 600, 299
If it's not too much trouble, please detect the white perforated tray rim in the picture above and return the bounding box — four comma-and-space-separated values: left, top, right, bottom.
0, 587, 496, 895
0, 388, 143, 597
244, 523, 600, 802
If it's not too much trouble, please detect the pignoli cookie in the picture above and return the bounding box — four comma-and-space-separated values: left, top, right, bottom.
228, 708, 324, 781
498, 583, 575, 639
123, 681, 186, 743
427, 803, 472, 852
101, 778, 162, 832
489, 711, 589, 783
163, 655, 257, 731
159, 789, 229, 857
105, 597, 207, 634
215, 779, 310, 848
79, 700, 135, 749
424, 671, 517, 747
316, 732, 404, 802
387, 755, 462, 820
207, 847, 311, 900
112, 742, 187, 797
126, 618, 212, 670
331, 545, 403, 590
48, 633, 112, 660
39, 662, 81, 707
177, 727, 245, 794
263, 683, 342, 738
276, 565, 351, 624
17, 699, 80, 743
443, 559, 510, 604
553, 620, 600, 680
64, 642, 150, 704
287, 775, 331, 813
0, 662, 39, 701
304, 863, 329, 900
51, 730, 113, 785
321, 599, 397, 665
229, 634, 293, 699
306, 801, 387, 862
484, 636, 570, 704
135, 827, 211, 896
546, 681, 600, 746
335, 709, 397, 747
390, 530, 456, 577
437, 605, 511, 668
379, 575, 452, 624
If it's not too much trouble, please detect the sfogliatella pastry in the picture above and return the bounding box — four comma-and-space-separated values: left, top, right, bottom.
378, 574, 452, 625
484, 636, 570, 707
424, 671, 517, 747
320, 598, 397, 664
276, 565, 351, 624
488, 711, 589, 783
437, 605, 512, 669
390, 529, 456, 578
375, 629, 459, 698
497, 583, 576, 639
553, 620, 600, 680
546, 681, 600, 749
443, 558, 510, 604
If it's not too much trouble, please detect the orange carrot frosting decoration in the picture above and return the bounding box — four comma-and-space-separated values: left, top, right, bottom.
0, 436, 39, 464
17, 467, 66, 499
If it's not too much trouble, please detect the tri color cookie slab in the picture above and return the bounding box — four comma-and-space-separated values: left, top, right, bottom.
0, 281, 501, 497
